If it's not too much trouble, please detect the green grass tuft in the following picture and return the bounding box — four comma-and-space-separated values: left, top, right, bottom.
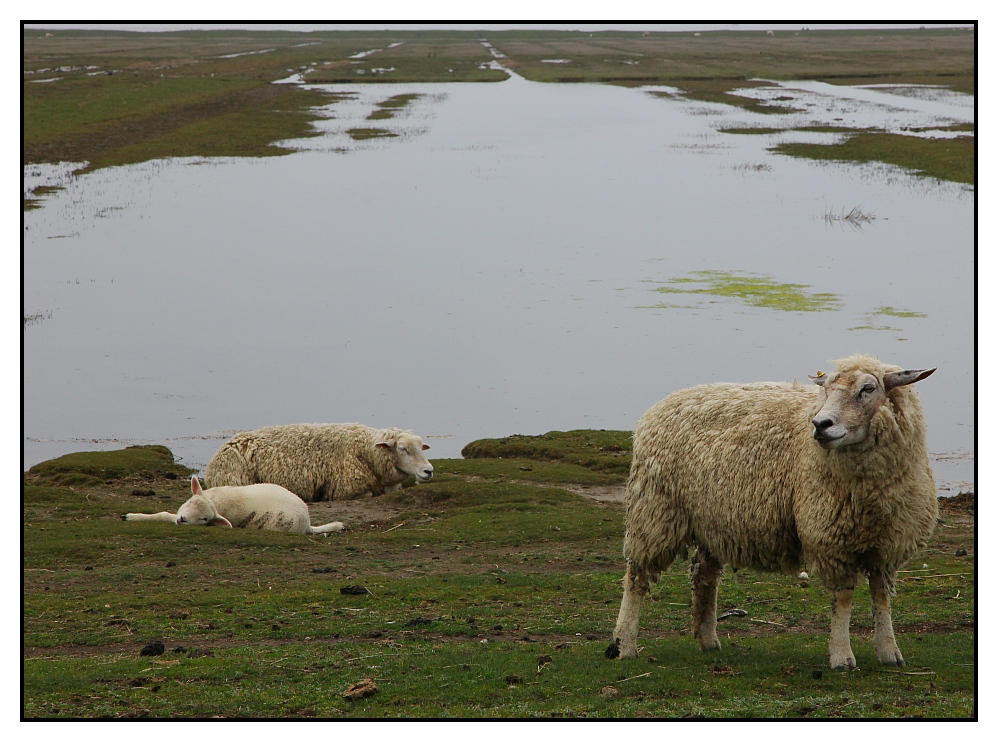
27, 445, 196, 482
461, 430, 632, 477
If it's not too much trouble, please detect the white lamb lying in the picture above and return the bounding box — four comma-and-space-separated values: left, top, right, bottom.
124, 477, 344, 534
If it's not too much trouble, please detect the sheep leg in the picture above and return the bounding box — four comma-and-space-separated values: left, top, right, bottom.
690, 546, 723, 651
123, 512, 177, 523
828, 585, 857, 669
869, 570, 905, 666
612, 560, 651, 659
308, 520, 345, 534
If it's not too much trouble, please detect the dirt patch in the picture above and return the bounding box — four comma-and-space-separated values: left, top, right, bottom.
939, 490, 975, 514
567, 484, 625, 505
306, 497, 404, 530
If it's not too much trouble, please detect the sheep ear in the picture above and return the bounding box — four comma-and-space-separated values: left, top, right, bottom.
884, 367, 935, 392
375, 441, 392, 450
191, 476, 203, 495
422, 444, 430, 451
211, 515, 233, 528
808, 372, 828, 387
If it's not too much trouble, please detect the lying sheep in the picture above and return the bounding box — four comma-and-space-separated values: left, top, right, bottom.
124, 476, 344, 534
610, 355, 937, 670
205, 423, 433, 502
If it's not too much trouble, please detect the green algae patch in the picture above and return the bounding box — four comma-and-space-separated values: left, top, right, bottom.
27, 445, 196, 484
646, 271, 841, 312
849, 305, 927, 333
872, 305, 928, 319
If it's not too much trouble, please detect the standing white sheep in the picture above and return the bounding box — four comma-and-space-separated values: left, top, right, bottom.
124, 477, 344, 534
205, 423, 433, 502
609, 355, 937, 670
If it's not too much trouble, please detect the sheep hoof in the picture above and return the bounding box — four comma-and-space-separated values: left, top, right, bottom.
830, 656, 857, 671
878, 653, 905, 667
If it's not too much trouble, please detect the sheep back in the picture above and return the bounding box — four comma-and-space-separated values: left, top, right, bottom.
205, 424, 409, 502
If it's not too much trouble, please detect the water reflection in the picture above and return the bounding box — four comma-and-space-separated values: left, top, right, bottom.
23, 77, 974, 492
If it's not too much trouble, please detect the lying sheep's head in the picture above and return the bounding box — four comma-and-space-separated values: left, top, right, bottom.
376, 429, 434, 483
176, 476, 233, 527
808, 362, 934, 449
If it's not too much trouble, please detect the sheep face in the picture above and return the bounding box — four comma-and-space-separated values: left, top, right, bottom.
177, 477, 233, 527
376, 430, 434, 482
809, 366, 935, 449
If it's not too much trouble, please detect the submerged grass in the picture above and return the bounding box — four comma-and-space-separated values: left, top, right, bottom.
772, 131, 975, 185
717, 124, 974, 186
366, 93, 424, 121
22, 444, 974, 717
346, 127, 398, 141
645, 271, 841, 313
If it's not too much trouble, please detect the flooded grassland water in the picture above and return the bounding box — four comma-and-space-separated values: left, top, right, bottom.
23, 74, 974, 491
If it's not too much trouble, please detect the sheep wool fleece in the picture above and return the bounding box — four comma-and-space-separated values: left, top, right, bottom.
205, 424, 417, 502
624, 355, 938, 588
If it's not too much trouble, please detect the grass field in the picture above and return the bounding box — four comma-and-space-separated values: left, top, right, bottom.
22, 439, 975, 718
23, 27, 975, 194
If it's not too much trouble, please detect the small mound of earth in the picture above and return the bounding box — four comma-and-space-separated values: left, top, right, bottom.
939, 491, 974, 513
342, 678, 378, 700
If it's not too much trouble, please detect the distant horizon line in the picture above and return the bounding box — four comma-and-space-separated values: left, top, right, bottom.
23, 23, 974, 34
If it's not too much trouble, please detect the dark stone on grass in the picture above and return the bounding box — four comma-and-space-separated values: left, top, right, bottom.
166, 561, 177, 568
164, 472, 178, 480
140, 640, 165, 656
340, 585, 371, 595
605, 638, 621, 659
312, 566, 335, 573
956, 548, 967, 556
812, 670, 823, 680
131, 489, 156, 497
505, 675, 523, 685
406, 617, 434, 626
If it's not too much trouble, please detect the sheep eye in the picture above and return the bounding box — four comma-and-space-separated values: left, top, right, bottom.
860, 384, 876, 397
